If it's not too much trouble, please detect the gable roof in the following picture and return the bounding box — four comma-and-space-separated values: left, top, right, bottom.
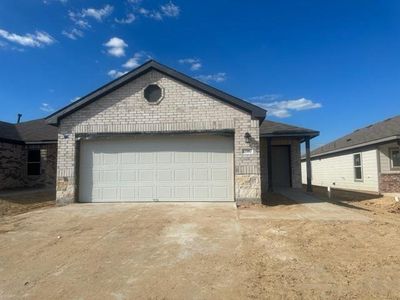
0, 119, 57, 144
310, 115, 400, 158
46, 60, 266, 125
260, 119, 319, 140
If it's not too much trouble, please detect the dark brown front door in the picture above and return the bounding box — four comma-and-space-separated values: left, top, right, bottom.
271, 145, 291, 188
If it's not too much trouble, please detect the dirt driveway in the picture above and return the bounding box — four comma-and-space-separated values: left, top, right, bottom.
1, 199, 400, 299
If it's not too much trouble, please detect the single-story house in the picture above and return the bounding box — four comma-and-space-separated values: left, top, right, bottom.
0, 119, 57, 190
1, 60, 319, 204
301, 115, 400, 195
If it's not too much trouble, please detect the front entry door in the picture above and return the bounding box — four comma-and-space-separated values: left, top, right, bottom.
271, 145, 291, 188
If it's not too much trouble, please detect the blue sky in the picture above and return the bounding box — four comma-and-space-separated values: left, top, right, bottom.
0, 0, 399, 148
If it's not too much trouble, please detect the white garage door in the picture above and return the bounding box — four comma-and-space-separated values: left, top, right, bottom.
79, 135, 234, 202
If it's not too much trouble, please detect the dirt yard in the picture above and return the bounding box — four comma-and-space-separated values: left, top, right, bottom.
0, 189, 55, 217
0, 194, 400, 299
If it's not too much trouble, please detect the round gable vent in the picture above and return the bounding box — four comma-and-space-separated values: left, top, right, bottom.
144, 84, 163, 103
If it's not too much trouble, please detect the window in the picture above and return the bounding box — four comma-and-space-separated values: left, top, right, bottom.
353, 153, 363, 181
390, 148, 400, 169
27, 149, 41, 176
144, 84, 163, 103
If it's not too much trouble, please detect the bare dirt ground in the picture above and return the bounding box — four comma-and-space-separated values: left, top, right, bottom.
0, 195, 400, 299
0, 189, 55, 217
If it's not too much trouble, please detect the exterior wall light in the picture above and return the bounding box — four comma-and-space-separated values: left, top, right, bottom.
244, 132, 251, 143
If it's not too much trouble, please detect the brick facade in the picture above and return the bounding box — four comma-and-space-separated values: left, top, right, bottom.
379, 173, 400, 193
56, 70, 262, 204
0, 141, 57, 190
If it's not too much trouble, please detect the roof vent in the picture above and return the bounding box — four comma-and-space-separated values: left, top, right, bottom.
346, 138, 352, 142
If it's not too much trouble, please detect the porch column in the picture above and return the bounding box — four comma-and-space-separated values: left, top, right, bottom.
305, 136, 312, 192
267, 137, 273, 192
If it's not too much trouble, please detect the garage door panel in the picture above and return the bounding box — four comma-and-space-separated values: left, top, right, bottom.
103, 153, 118, 165
212, 168, 228, 180
157, 186, 172, 198
120, 170, 137, 181
102, 170, 118, 182
138, 186, 154, 199
212, 186, 229, 198
193, 168, 209, 181
158, 169, 173, 181
194, 187, 209, 199
102, 188, 118, 201
120, 188, 136, 201
138, 169, 154, 181
79, 135, 233, 202
139, 153, 154, 164
121, 152, 136, 164
175, 152, 190, 163
157, 152, 173, 163
193, 152, 209, 163
175, 169, 190, 181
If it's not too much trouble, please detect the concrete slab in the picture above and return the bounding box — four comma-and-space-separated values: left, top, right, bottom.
275, 188, 371, 222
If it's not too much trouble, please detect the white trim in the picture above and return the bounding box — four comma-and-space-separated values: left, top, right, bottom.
353, 152, 363, 182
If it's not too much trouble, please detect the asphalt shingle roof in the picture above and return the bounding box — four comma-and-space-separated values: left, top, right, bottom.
0, 119, 57, 143
260, 120, 319, 138
311, 115, 400, 157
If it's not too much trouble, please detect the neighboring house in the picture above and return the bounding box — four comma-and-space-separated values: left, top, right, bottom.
301, 115, 400, 194
41, 60, 318, 205
0, 119, 57, 190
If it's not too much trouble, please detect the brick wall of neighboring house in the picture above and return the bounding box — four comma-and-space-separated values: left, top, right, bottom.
379, 173, 400, 193
25, 144, 57, 188
56, 70, 262, 205
0, 141, 26, 190
0, 142, 57, 190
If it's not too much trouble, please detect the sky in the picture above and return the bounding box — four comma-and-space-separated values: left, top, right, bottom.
0, 0, 399, 149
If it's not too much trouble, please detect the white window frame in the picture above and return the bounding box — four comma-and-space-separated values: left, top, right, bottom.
353, 153, 363, 181
389, 147, 400, 170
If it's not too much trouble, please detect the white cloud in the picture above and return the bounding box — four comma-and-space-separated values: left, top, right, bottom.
82, 5, 113, 21
252, 97, 322, 118
68, 11, 91, 29
40, 103, 55, 113
108, 69, 127, 79
115, 13, 136, 24
138, 8, 162, 20
62, 28, 84, 40
0, 29, 55, 48
179, 58, 202, 71
196, 72, 227, 83
123, 52, 151, 69
66, 5, 113, 37
161, 2, 180, 17
104, 37, 128, 57
137, 2, 180, 21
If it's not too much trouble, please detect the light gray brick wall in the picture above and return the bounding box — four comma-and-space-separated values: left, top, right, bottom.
56, 70, 261, 204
